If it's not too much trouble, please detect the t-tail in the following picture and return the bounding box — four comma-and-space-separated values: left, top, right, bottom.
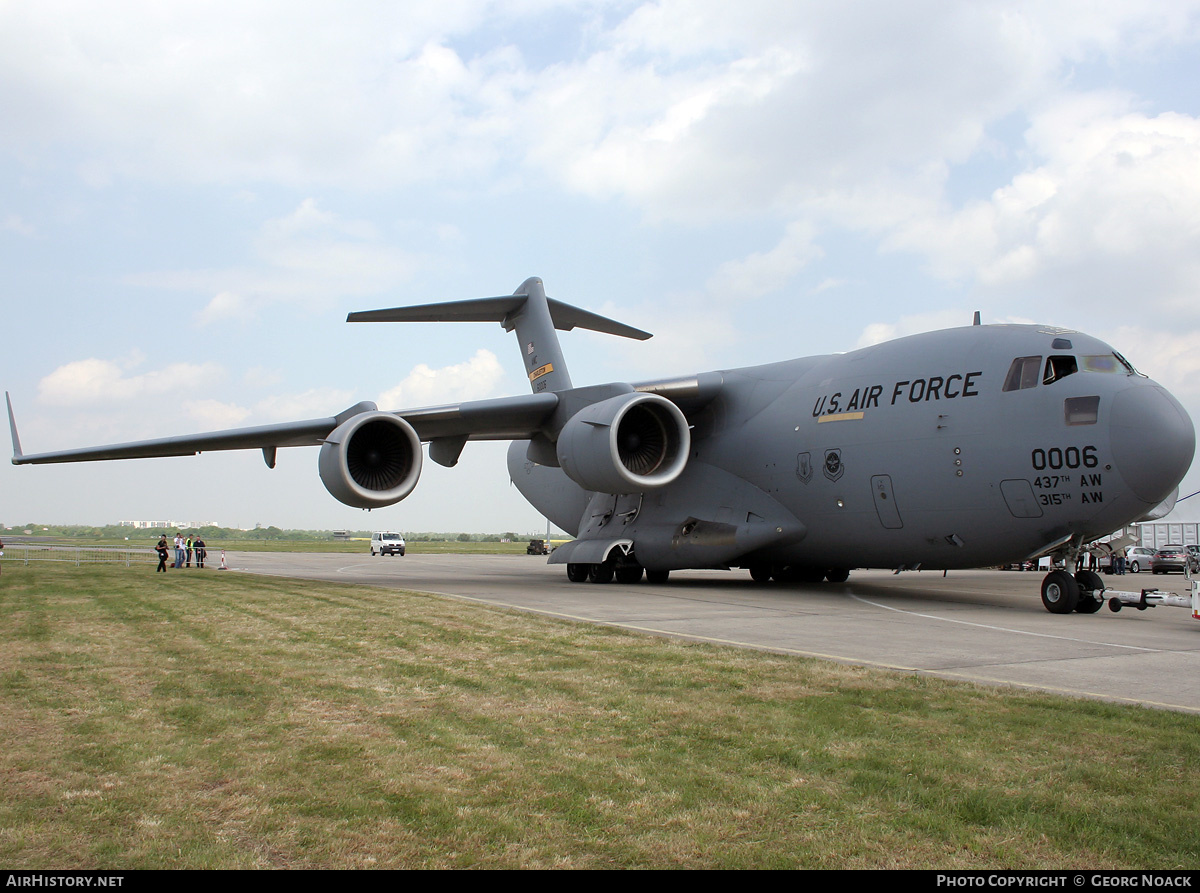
346, 276, 652, 393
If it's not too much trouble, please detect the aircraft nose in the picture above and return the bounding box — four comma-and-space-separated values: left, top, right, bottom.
1109, 385, 1195, 504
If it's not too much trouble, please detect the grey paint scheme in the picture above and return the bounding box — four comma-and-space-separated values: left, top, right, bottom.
519, 324, 1194, 573
9, 277, 1195, 582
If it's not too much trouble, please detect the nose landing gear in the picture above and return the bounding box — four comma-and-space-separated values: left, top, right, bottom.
1039, 536, 1107, 614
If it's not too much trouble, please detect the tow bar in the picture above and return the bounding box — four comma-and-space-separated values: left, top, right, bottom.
1104, 574, 1200, 619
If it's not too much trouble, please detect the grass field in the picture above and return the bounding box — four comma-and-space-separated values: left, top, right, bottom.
1, 562, 1197, 869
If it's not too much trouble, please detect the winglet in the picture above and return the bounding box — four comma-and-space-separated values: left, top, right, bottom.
6, 392, 23, 460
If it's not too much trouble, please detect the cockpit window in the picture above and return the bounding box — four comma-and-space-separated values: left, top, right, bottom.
1043, 355, 1078, 385
1113, 351, 1138, 374
1081, 354, 1135, 374
1003, 356, 1042, 392
1081, 355, 1118, 373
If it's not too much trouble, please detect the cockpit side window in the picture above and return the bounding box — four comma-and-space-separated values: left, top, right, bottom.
1003, 356, 1042, 392
1043, 355, 1078, 385
1065, 396, 1099, 425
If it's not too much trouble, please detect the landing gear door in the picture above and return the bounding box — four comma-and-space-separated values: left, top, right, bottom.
871, 474, 903, 529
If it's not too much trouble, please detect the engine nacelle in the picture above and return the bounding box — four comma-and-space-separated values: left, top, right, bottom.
318, 411, 423, 509
556, 393, 690, 494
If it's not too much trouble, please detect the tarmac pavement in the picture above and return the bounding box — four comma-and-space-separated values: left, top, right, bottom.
229, 552, 1200, 713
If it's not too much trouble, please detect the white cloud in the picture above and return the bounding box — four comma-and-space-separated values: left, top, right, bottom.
856, 309, 976, 348
1107, 325, 1200, 397
377, 349, 505, 408
37, 357, 224, 406
253, 388, 358, 422
705, 221, 823, 301
1, 2, 1188, 204
886, 97, 1200, 316
124, 199, 419, 321
183, 399, 251, 429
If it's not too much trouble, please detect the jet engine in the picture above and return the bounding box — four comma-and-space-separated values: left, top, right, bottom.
318, 411, 423, 509
556, 393, 690, 494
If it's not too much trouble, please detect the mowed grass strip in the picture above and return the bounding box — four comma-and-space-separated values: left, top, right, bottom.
0, 563, 1196, 869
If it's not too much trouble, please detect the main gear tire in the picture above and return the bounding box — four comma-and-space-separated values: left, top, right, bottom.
1041, 570, 1080, 614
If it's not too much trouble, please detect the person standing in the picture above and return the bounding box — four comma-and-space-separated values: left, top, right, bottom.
155, 536, 169, 573
185, 534, 193, 568
194, 536, 206, 569
173, 533, 184, 569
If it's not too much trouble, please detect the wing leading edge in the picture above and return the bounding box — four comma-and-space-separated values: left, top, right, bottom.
7, 392, 559, 466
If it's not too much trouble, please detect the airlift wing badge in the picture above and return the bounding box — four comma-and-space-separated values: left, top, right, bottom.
823, 448, 845, 482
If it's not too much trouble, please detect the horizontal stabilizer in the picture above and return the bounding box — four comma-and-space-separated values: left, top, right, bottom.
349, 294, 652, 341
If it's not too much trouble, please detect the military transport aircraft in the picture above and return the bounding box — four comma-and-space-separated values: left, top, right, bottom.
8, 277, 1196, 614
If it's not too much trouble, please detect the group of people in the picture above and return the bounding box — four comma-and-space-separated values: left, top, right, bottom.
155, 533, 207, 573
1083, 547, 1126, 574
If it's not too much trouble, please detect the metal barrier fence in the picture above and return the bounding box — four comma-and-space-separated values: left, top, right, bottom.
1, 544, 156, 567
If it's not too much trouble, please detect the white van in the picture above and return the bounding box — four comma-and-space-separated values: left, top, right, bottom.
370, 532, 406, 557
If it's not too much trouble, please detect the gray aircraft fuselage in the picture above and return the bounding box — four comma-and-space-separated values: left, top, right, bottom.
511, 323, 1193, 574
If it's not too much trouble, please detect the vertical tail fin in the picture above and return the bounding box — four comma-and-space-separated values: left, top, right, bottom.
505, 277, 574, 393
346, 277, 652, 394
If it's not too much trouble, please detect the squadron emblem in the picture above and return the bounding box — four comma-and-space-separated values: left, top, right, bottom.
823, 448, 844, 482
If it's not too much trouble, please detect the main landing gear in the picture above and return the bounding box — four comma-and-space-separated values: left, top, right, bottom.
1040, 565, 1106, 614
747, 564, 851, 584
566, 560, 668, 584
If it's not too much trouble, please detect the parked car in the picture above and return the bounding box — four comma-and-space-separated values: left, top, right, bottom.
370, 531, 406, 556
1150, 545, 1195, 575
1098, 545, 1156, 574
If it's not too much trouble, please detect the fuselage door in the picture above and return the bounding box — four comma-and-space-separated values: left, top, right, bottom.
871, 474, 903, 529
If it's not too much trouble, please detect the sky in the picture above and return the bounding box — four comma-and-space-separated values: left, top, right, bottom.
3, 0, 1200, 533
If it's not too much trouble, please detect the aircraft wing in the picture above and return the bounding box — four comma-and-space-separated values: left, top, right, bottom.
7, 392, 559, 466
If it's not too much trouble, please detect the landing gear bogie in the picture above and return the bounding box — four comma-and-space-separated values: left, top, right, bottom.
588, 562, 614, 584
615, 564, 644, 584
567, 559, 647, 584
748, 564, 772, 583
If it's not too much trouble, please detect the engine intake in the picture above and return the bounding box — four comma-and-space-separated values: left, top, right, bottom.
556, 393, 690, 494
318, 412, 422, 508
